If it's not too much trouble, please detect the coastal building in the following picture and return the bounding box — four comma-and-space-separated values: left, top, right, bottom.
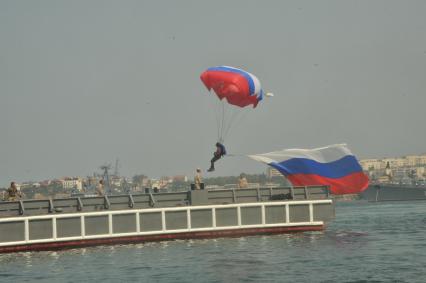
61, 178, 83, 191
85, 176, 99, 187
415, 167, 425, 178
382, 158, 406, 168
172, 175, 188, 182
405, 155, 419, 167
360, 159, 383, 171
361, 153, 426, 184
419, 155, 426, 165
110, 176, 123, 187
19, 183, 32, 190
39, 180, 51, 187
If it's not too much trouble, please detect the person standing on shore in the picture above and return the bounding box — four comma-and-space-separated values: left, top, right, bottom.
194, 168, 202, 190
7, 182, 22, 201
96, 180, 105, 196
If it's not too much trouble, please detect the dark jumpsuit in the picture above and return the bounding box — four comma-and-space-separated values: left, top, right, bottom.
209, 143, 226, 170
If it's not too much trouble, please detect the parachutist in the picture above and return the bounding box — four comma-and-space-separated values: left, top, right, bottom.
208, 142, 226, 172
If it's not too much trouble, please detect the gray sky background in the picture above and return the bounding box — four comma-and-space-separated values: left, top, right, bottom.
1, 0, 426, 186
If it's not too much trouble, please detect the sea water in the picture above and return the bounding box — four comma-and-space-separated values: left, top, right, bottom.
0, 201, 425, 282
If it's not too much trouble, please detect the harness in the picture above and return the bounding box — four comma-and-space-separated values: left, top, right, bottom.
217, 143, 226, 156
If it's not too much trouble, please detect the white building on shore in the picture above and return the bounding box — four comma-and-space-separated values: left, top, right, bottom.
61, 178, 83, 191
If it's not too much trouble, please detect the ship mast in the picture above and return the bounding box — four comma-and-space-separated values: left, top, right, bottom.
100, 164, 112, 195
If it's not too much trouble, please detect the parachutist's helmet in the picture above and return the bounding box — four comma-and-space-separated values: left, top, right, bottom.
216, 142, 220, 147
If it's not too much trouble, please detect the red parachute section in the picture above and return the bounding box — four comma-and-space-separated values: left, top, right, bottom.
200, 68, 261, 108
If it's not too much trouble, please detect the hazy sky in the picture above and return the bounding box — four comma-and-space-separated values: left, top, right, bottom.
1, 0, 426, 186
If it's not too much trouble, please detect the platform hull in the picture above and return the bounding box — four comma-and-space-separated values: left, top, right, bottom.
0, 225, 324, 253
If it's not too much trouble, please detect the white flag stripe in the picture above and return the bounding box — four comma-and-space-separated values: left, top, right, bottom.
249, 73, 261, 95
248, 144, 353, 164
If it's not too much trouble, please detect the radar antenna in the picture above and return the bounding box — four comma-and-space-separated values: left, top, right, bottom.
114, 158, 120, 177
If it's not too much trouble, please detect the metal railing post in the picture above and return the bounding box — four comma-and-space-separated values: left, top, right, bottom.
18, 200, 25, 215
128, 194, 135, 208
48, 198, 55, 213
77, 197, 83, 211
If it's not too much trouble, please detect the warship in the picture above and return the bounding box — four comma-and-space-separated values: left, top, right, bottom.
360, 183, 426, 202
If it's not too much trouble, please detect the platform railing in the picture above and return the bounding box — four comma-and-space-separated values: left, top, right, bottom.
0, 199, 332, 248
0, 186, 329, 217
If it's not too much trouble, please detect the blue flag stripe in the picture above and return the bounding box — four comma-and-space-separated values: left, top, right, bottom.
269, 155, 363, 179
207, 66, 255, 95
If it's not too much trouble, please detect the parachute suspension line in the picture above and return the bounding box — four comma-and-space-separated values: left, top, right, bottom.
219, 100, 226, 143
210, 94, 236, 144
221, 106, 240, 142
214, 99, 221, 141
209, 91, 222, 142
222, 106, 248, 142
224, 153, 246, 157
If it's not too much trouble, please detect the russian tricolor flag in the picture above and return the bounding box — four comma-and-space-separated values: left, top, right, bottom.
249, 144, 369, 195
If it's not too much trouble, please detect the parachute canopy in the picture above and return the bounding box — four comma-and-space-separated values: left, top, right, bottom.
200, 66, 264, 108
